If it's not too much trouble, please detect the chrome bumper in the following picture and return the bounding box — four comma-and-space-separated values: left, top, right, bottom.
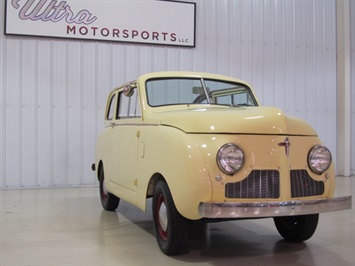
198, 196, 352, 219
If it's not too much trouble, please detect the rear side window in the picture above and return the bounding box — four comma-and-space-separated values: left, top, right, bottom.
106, 93, 117, 120
117, 87, 141, 119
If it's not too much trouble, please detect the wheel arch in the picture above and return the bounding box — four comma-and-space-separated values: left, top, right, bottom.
146, 173, 165, 198
97, 160, 104, 181
140, 168, 211, 220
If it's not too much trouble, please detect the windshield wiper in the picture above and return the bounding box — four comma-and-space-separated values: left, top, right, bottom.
231, 103, 253, 107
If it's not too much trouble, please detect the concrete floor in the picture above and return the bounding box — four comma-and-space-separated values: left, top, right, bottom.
0, 177, 354, 266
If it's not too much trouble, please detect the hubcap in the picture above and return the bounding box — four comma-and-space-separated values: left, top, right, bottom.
156, 194, 168, 240
159, 202, 168, 231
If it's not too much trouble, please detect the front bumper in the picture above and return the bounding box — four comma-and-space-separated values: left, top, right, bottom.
198, 196, 352, 219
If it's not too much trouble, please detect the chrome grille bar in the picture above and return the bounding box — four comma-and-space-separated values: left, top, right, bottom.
290, 170, 325, 198
225, 170, 280, 199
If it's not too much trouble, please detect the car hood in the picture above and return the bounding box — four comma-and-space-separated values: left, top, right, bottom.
156, 106, 317, 136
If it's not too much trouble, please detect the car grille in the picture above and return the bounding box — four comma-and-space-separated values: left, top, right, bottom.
225, 170, 280, 199
225, 170, 325, 199
290, 170, 325, 198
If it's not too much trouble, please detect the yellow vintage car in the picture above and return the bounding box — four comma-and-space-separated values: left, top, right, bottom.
93, 71, 351, 255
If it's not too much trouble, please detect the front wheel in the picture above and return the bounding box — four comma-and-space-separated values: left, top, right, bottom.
99, 166, 120, 211
274, 214, 319, 242
152, 180, 189, 255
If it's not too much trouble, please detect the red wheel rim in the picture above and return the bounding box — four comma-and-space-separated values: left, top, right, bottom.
155, 193, 168, 241
100, 175, 108, 202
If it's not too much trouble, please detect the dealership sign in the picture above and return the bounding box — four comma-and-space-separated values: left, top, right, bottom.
5, 0, 196, 47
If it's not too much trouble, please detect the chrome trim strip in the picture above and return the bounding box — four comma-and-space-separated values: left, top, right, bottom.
105, 123, 159, 128
198, 196, 352, 218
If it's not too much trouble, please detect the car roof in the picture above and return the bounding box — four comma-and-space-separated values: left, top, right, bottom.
137, 71, 249, 85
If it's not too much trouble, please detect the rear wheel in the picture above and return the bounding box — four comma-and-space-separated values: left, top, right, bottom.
152, 180, 189, 255
274, 214, 319, 242
99, 166, 120, 211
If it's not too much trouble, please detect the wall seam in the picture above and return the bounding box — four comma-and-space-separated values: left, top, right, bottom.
65, 40, 69, 187
34, 39, 39, 187
50, 40, 54, 186
79, 42, 84, 185
18, 38, 23, 187
1, 38, 6, 187
336, 0, 351, 176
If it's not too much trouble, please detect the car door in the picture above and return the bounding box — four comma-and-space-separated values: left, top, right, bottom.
108, 86, 142, 192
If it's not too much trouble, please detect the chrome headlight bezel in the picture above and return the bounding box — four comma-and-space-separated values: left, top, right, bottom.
308, 145, 332, 174
217, 143, 244, 175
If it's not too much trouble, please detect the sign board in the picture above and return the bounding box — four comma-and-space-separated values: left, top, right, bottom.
4, 0, 196, 47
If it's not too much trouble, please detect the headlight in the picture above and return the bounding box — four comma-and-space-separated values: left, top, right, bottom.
217, 143, 244, 175
308, 146, 332, 174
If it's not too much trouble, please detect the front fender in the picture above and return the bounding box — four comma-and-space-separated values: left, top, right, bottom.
137, 125, 212, 220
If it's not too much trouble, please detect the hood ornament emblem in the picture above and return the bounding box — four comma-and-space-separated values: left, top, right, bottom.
278, 137, 291, 157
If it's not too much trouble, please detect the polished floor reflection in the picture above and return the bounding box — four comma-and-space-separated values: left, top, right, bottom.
1, 177, 354, 266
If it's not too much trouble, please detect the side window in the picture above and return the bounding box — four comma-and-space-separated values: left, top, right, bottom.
106, 93, 117, 120
117, 87, 141, 119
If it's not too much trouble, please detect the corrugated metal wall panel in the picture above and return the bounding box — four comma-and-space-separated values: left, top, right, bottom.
36, 40, 52, 187
20, 39, 37, 187
351, 0, 355, 176
4, 38, 21, 188
0, 0, 343, 188
67, 42, 84, 186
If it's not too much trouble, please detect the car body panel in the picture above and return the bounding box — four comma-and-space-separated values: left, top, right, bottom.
158, 107, 317, 135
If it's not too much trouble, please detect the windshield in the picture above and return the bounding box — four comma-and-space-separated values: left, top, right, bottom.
146, 78, 257, 107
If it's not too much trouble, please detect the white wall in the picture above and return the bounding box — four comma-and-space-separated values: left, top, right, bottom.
351, 0, 355, 176
0, 0, 348, 188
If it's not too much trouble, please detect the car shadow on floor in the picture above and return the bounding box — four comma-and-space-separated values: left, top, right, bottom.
100, 199, 351, 266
